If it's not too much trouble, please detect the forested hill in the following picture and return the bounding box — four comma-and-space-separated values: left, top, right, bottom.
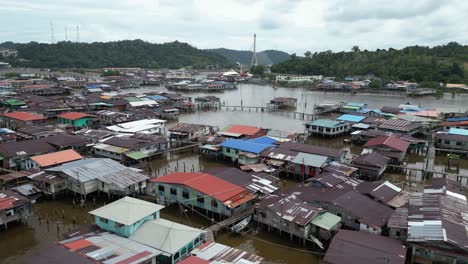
271, 42, 468, 84
0, 40, 230, 69
208, 48, 290, 65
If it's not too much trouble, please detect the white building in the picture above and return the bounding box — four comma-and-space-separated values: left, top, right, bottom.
276, 74, 323, 83
0, 48, 18, 58
106, 119, 166, 134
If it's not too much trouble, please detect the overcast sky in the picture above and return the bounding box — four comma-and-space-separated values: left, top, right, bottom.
2, 0, 468, 54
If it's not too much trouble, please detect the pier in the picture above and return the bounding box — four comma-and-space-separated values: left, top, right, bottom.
219, 105, 321, 121
205, 207, 254, 240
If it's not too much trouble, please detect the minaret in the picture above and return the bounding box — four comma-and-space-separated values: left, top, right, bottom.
250, 33, 258, 67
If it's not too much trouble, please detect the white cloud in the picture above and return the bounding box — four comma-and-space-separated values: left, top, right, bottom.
0, 0, 467, 54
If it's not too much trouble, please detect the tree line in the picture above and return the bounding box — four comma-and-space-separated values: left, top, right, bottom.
271, 42, 468, 84
0, 40, 230, 69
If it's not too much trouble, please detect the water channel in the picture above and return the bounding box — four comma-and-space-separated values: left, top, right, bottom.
1, 83, 468, 263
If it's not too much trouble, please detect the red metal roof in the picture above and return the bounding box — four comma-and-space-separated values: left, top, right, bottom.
115, 251, 152, 264
31, 149, 83, 167
3, 111, 46, 121
56, 112, 95, 120
151, 172, 247, 202
0, 197, 16, 210
364, 136, 410, 153
178, 256, 209, 264
226, 124, 261, 136
441, 121, 468, 127
63, 239, 94, 251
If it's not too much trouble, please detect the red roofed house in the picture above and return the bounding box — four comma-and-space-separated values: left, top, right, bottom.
218, 124, 266, 138
0, 190, 32, 229
151, 172, 255, 216
2, 111, 46, 129
56, 112, 95, 129
30, 149, 83, 168
364, 136, 410, 164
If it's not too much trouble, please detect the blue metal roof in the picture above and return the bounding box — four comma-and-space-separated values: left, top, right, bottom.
447, 117, 468, 122
219, 139, 274, 154
248, 136, 278, 145
147, 95, 168, 101
448, 128, 468, 136
336, 114, 366, 123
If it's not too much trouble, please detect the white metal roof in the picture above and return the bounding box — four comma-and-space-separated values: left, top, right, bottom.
89, 196, 165, 225
130, 218, 205, 255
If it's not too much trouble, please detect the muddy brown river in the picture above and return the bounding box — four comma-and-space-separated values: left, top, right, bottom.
1, 83, 468, 263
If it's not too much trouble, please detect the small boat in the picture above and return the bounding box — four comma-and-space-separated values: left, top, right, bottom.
231, 215, 252, 233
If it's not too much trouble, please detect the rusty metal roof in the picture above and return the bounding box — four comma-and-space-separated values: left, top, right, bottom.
31, 149, 83, 168
257, 192, 323, 226
323, 230, 407, 264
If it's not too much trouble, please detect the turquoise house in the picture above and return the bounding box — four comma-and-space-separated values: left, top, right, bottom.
130, 218, 205, 264
89, 196, 165, 238
56, 112, 94, 128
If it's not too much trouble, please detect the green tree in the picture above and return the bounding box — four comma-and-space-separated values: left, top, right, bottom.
352, 45, 360, 52
369, 79, 382, 89
304, 51, 312, 58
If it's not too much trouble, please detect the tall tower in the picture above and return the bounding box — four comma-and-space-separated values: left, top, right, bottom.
50, 21, 55, 43
76, 25, 80, 42
250, 33, 258, 67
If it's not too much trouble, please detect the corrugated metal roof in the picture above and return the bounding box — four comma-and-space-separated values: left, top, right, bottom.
190, 241, 264, 264
3, 111, 46, 121
46, 158, 148, 188
223, 125, 261, 136
323, 230, 406, 264
337, 114, 366, 123
151, 172, 248, 204
130, 218, 204, 255
61, 231, 162, 263
56, 112, 95, 121
306, 119, 346, 128
31, 149, 83, 167
309, 211, 341, 230
291, 152, 329, 168
247, 136, 278, 145
89, 196, 164, 225
219, 139, 273, 154
364, 136, 410, 153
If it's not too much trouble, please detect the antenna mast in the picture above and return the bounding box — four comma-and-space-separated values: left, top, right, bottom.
65, 26, 68, 41
76, 25, 80, 42
250, 33, 258, 67
50, 21, 55, 43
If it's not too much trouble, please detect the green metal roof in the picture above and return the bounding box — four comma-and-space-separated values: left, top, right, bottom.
4, 99, 26, 106
343, 105, 360, 109
126, 151, 149, 160
307, 119, 345, 128
310, 211, 341, 230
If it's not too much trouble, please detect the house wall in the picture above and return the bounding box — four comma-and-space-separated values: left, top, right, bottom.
171, 234, 205, 264
435, 138, 468, 151
93, 148, 125, 161
221, 147, 240, 162
305, 124, 350, 137
254, 206, 309, 239
94, 212, 159, 237
238, 155, 259, 165
99, 180, 146, 196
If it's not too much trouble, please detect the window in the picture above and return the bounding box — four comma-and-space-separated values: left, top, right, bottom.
100, 217, 108, 224
197, 195, 204, 204
226, 147, 231, 153
354, 219, 360, 225
211, 199, 218, 208
396, 231, 401, 237
170, 188, 177, 195
444, 140, 450, 144
158, 185, 165, 192
115, 222, 124, 228
174, 252, 180, 261
181, 247, 187, 255
182, 191, 189, 199
456, 141, 462, 146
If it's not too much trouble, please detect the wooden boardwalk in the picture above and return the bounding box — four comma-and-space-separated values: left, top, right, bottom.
205, 207, 254, 240
220, 105, 321, 121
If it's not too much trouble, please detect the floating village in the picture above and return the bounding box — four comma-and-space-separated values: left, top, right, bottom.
0, 64, 467, 264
